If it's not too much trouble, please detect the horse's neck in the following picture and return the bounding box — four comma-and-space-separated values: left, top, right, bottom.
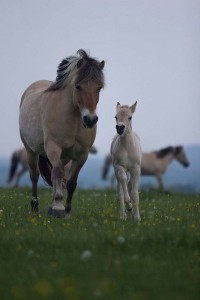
162, 152, 174, 167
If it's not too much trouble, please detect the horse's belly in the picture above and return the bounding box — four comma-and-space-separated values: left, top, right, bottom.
19, 99, 44, 153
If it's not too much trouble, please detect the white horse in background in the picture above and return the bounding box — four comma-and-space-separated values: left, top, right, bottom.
111, 101, 141, 221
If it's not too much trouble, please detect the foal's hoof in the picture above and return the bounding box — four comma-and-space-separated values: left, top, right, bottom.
127, 202, 133, 211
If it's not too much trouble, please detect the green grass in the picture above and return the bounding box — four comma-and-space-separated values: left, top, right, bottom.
0, 187, 199, 300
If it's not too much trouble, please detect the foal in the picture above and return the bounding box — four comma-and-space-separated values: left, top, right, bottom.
111, 102, 141, 221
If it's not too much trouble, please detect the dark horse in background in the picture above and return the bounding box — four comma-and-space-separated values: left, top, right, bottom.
19, 49, 105, 217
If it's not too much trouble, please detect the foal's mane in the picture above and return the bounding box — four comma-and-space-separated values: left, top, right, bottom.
47, 49, 105, 91
155, 146, 174, 158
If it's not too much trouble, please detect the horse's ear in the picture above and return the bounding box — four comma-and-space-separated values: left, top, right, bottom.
77, 58, 84, 68
130, 101, 137, 113
99, 60, 105, 70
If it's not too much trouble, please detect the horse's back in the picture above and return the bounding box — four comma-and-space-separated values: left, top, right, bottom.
20, 80, 52, 107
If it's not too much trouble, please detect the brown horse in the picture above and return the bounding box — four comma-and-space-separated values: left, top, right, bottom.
19, 49, 105, 217
7, 145, 98, 187
102, 146, 189, 190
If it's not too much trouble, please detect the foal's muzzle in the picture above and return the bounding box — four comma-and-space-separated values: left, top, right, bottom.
83, 115, 98, 128
116, 125, 125, 135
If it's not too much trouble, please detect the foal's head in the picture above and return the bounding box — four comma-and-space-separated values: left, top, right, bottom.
115, 102, 137, 135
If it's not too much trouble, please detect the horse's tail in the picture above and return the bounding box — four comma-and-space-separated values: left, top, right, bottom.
7, 152, 19, 184
102, 154, 112, 180
38, 156, 53, 187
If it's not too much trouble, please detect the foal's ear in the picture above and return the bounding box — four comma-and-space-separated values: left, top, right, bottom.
116, 102, 121, 110
130, 101, 137, 113
99, 60, 105, 70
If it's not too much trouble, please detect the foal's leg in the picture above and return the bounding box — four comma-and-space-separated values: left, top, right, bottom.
46, 143, 65, 217
117, 182, 126, 220
65, 158, 87, 217
129, 165, 141, 221
27, 151, 39, 212
115, 165, 132, 220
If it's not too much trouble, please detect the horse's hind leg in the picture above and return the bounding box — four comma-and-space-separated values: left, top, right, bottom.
27, 151, 39, 212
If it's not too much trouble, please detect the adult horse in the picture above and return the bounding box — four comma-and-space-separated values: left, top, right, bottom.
19, 49, 105, 217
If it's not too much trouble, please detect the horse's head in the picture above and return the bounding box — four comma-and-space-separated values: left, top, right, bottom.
174, 146, 190, 167
115, 102, 137, 135
73, 50, 105, 128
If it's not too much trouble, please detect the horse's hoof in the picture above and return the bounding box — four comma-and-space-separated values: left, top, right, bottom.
52, 209, 65, 218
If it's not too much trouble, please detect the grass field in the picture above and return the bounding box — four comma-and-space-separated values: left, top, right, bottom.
0, 187, 199, 300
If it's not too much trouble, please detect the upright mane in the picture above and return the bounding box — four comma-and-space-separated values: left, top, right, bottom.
155, 146, 173, 158
47, 49, 105, 91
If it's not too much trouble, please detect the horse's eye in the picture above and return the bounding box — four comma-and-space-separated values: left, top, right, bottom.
115, 116, 117, 120
97, 87, 102, 92
75, 85, 81, 90
129, 117, 132, 120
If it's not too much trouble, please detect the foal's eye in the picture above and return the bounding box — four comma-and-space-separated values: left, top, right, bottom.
129, 117, 132, 120
115, 116, 117, 120
75, 85, 81, 90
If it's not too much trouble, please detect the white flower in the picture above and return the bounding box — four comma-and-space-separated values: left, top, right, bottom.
117, 235, 125, 244
80, 250, 92, 261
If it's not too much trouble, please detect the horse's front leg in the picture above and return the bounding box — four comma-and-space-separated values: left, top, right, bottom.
65, 158, 87, 217
46, 144, 65, 217
129, 164, 141, 221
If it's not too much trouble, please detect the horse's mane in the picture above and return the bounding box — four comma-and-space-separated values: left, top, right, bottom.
47, 49, 105, 91
155, 146, 174, 158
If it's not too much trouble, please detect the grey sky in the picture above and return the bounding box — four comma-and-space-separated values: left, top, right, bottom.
0, 0, 199, 157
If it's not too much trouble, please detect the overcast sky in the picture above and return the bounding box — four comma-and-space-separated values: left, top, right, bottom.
0, 0, 199, 157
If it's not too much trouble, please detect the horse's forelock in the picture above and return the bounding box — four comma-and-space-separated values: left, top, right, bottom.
48, 50, 104, 90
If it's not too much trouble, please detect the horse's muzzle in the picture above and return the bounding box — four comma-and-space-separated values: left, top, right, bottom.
184, 162, 189, 167
116, 125, 125, 135
83, 115, 98, 128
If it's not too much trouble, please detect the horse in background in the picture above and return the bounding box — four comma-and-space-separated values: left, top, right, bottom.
111, 101, 141, 221
141, 146, 189, 189
102, 146, 189, 190
7, 145, 98, 187
19, 49, 105, 217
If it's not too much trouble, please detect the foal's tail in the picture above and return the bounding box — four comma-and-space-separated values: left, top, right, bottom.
38, 156, 53, 187
7, 152, 19, 184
